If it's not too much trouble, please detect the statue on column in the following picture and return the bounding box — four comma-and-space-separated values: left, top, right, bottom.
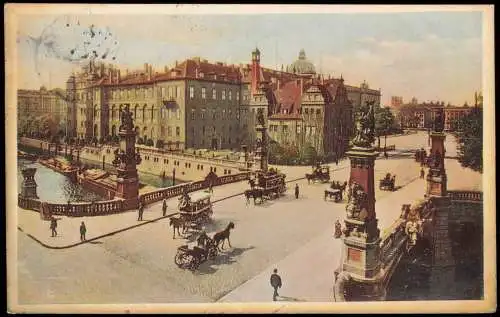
434, 108, 445, 132
119, 105, 134, 131
257, 108, 266, 127
352, 101, 375, 147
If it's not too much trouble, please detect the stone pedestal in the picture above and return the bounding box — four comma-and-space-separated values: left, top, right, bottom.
336, 146, 384, 300
254, 125, 268, 172
426, 132, 447, 197
20, 168, 38, 199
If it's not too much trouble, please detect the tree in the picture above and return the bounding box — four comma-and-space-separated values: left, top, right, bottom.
377, 107, 395, 150
156, 139, 164, 149
453, 108, 483, 173
300, 143, 318, 165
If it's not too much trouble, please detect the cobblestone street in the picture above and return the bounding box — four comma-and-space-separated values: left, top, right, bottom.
16, 132, 482, 305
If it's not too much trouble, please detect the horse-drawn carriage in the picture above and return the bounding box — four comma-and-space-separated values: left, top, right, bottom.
324, 181, 347, 202
174, 233, 218, 270
174, 222, 235, 271
178, 191, 213, 230
306, 164, 331, 184
379, 173, 396, 191
245, 170, 286, 204
415, 148, 429, 166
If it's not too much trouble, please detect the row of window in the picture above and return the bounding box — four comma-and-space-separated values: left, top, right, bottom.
139, 156, 231, 175
189, 86, 240, 101
269, 125, 318, 135
190, 108, 240, 121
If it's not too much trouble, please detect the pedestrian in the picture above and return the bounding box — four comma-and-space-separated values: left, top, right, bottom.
294, 183, 299, 199
420, 168, 425, 179
50, 217, 58, 237
80, 221, 87, 241
384, 151, 388, 159
137, 201, 144, 221
162, 198, 168, 217
334, 220, 342, 238
270, 268, 282, 301
209, 182, 213, 194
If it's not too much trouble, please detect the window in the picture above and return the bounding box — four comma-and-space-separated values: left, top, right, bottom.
168, 126, 172, 136
222, 90, 226, 100
189, 86, 194, 99
212, 88, 216, 99
201, 87, 206, 99
229, 90, 232, 101
176, 109, 181, 120
297, 126, 302, 134
201, 109, 206, 119
305, 108, 309, 115
191, 109, 195, 120
162, 87, 166, 98
212, 110, 216, 120
202, 126, 206, 135
316, 109, 321, 115
177, 87, 181, 98
222, 109, 226, 119
176, 127, 180, 136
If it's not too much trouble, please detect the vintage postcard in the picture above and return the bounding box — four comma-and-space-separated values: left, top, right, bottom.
5, 4, 495, 314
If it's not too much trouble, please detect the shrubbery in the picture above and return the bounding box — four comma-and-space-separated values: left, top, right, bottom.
269, 142, 323, 165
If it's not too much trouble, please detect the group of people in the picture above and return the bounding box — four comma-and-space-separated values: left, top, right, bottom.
49, 217, 87, 242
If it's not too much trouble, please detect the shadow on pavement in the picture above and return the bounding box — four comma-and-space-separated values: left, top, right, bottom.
88, 240, 103, 244
196, 246, 256, 275
277, 296, 306, 302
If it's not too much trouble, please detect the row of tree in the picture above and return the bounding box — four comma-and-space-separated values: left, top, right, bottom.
451, 108, 483, 173
268, 141, 322, 165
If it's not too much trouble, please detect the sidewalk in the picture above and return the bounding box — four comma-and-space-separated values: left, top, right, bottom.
16, 178, 265, 248
217, 177, 426, 303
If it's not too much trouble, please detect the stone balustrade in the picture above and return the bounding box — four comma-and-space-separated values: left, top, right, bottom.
448, 190, 483, 202
18, 195, 124, 217
139, 171, 250, 206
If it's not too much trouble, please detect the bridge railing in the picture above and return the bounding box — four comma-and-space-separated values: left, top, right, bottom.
139, 171, 251, 206
379, 218, 407, 270
448, 190, 483, 202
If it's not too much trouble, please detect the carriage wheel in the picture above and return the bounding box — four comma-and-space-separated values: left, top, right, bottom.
208, 245, 218, 259
175, 252, 191, 268
189, 256, 201, 270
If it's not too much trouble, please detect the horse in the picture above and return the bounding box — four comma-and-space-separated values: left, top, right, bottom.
169, 216, 186, 239
244, 188, 263, 205
305, 173, 315, 184
213, 222, 235, 251
248, 178, 256, 189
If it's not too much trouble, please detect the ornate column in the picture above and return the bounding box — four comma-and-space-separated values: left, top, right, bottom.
20, 168, 39, 199
254, 109, 268, 172
426, 108, 455, 298
335, 102, 385, 301
113, 105, 142, 209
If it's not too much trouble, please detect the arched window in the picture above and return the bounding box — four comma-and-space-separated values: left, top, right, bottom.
134, 104, 139, 118
151, 106, 155, 121
142, 104, 147, 121
111, 125, 117, 136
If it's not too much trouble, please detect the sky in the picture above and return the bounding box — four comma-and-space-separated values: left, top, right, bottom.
15, 7, 484, 106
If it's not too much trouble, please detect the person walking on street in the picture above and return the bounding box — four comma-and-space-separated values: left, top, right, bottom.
294, 183, 300, 199
50, 217, 58, 237
384, 151, 388, 159
270, 268, 282, 301
80, 221, 87, 241
162, 198, 168, 217
209, 182, 214, 194
334, 219, 342, 238
420, 167, 425, 179
137, 201, 144, 221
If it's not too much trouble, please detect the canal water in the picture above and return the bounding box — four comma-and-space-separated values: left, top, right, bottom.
17, 158, 105, 203
386, 221, 483, 300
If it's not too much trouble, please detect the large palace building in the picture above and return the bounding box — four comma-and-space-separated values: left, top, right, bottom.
64, 49, 372, 158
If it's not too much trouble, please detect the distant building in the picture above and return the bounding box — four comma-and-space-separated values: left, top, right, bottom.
17, 86, 69, 132
391, 96, 404, 108
345, 80, 382, 109
395, 98, 481, 131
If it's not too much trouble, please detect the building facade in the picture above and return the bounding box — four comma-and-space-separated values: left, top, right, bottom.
390, 96, 404, 109
395, 99, 482, 131
69, 48, 359, 158
17, 87, 69, 133
345, 81, 382, 109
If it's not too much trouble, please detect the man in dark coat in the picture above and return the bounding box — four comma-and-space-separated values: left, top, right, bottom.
50, 217, 58, 237
294, 184, 299, 199
137, 201, 144, 221
80, 221, 87, 241
162, 199, 168, 217
420, 167, 425, 179
270, 268, 282, 301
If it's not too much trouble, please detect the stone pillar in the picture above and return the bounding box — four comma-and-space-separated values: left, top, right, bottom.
114, 106, 142, 210
255, 125, 268, 172
426, 131, 455, 298
20, 168, 39, 199
336, 146, 384, 301
426, 132, 447, 196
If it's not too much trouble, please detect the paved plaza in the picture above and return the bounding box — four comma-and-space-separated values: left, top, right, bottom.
15, 132, 482, 306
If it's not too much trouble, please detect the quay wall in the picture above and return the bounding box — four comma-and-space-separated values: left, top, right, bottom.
19, 137, 248, 182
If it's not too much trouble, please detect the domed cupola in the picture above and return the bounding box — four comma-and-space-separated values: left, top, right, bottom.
289, 49, 316, 75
